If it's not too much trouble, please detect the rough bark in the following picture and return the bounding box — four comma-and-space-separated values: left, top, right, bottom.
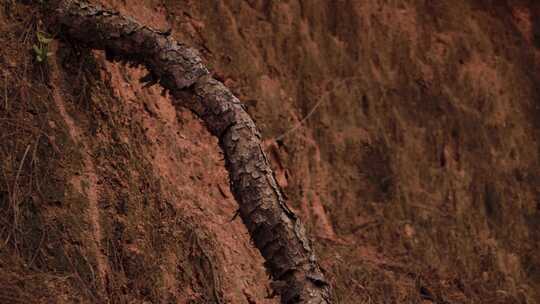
43, 1, 332, 303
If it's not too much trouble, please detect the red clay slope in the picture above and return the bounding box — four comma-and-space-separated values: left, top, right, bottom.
1, 0, 540, 303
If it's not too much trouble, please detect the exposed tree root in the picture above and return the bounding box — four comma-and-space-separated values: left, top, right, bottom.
42, 1, 332, 303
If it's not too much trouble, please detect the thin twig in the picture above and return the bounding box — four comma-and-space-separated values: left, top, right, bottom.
12, 144, 31, 229
3, 72, 8, 111
0, 119, 60, 154
28, 229, 46, 268
274, 96, 328, 142
0, 230, 11, 252
1, 158, 12, 199
61, 243, 101, 302
271, 78, 360, 143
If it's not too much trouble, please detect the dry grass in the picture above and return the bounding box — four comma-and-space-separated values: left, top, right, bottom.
0, 3, 101, 302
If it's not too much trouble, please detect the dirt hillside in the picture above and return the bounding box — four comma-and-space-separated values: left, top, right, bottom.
1, 0, 539, 303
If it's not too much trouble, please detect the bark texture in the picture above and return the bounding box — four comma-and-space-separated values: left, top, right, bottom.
44, 1, 331, 303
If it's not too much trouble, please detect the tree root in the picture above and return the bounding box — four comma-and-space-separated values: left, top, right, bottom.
43, 1, 332, 303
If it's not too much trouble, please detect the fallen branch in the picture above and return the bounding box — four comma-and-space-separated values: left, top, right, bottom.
43, 1, 332, 303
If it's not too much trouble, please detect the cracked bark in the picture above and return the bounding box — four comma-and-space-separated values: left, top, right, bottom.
43, 1, 332, 303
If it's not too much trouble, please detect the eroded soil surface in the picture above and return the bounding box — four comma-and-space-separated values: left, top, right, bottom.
1, 0, 539, 303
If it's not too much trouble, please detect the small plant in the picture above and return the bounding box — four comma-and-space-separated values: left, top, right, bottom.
32, 32, 53, 63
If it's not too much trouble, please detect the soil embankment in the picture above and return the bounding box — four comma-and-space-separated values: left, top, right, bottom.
1, 1, 539, 303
